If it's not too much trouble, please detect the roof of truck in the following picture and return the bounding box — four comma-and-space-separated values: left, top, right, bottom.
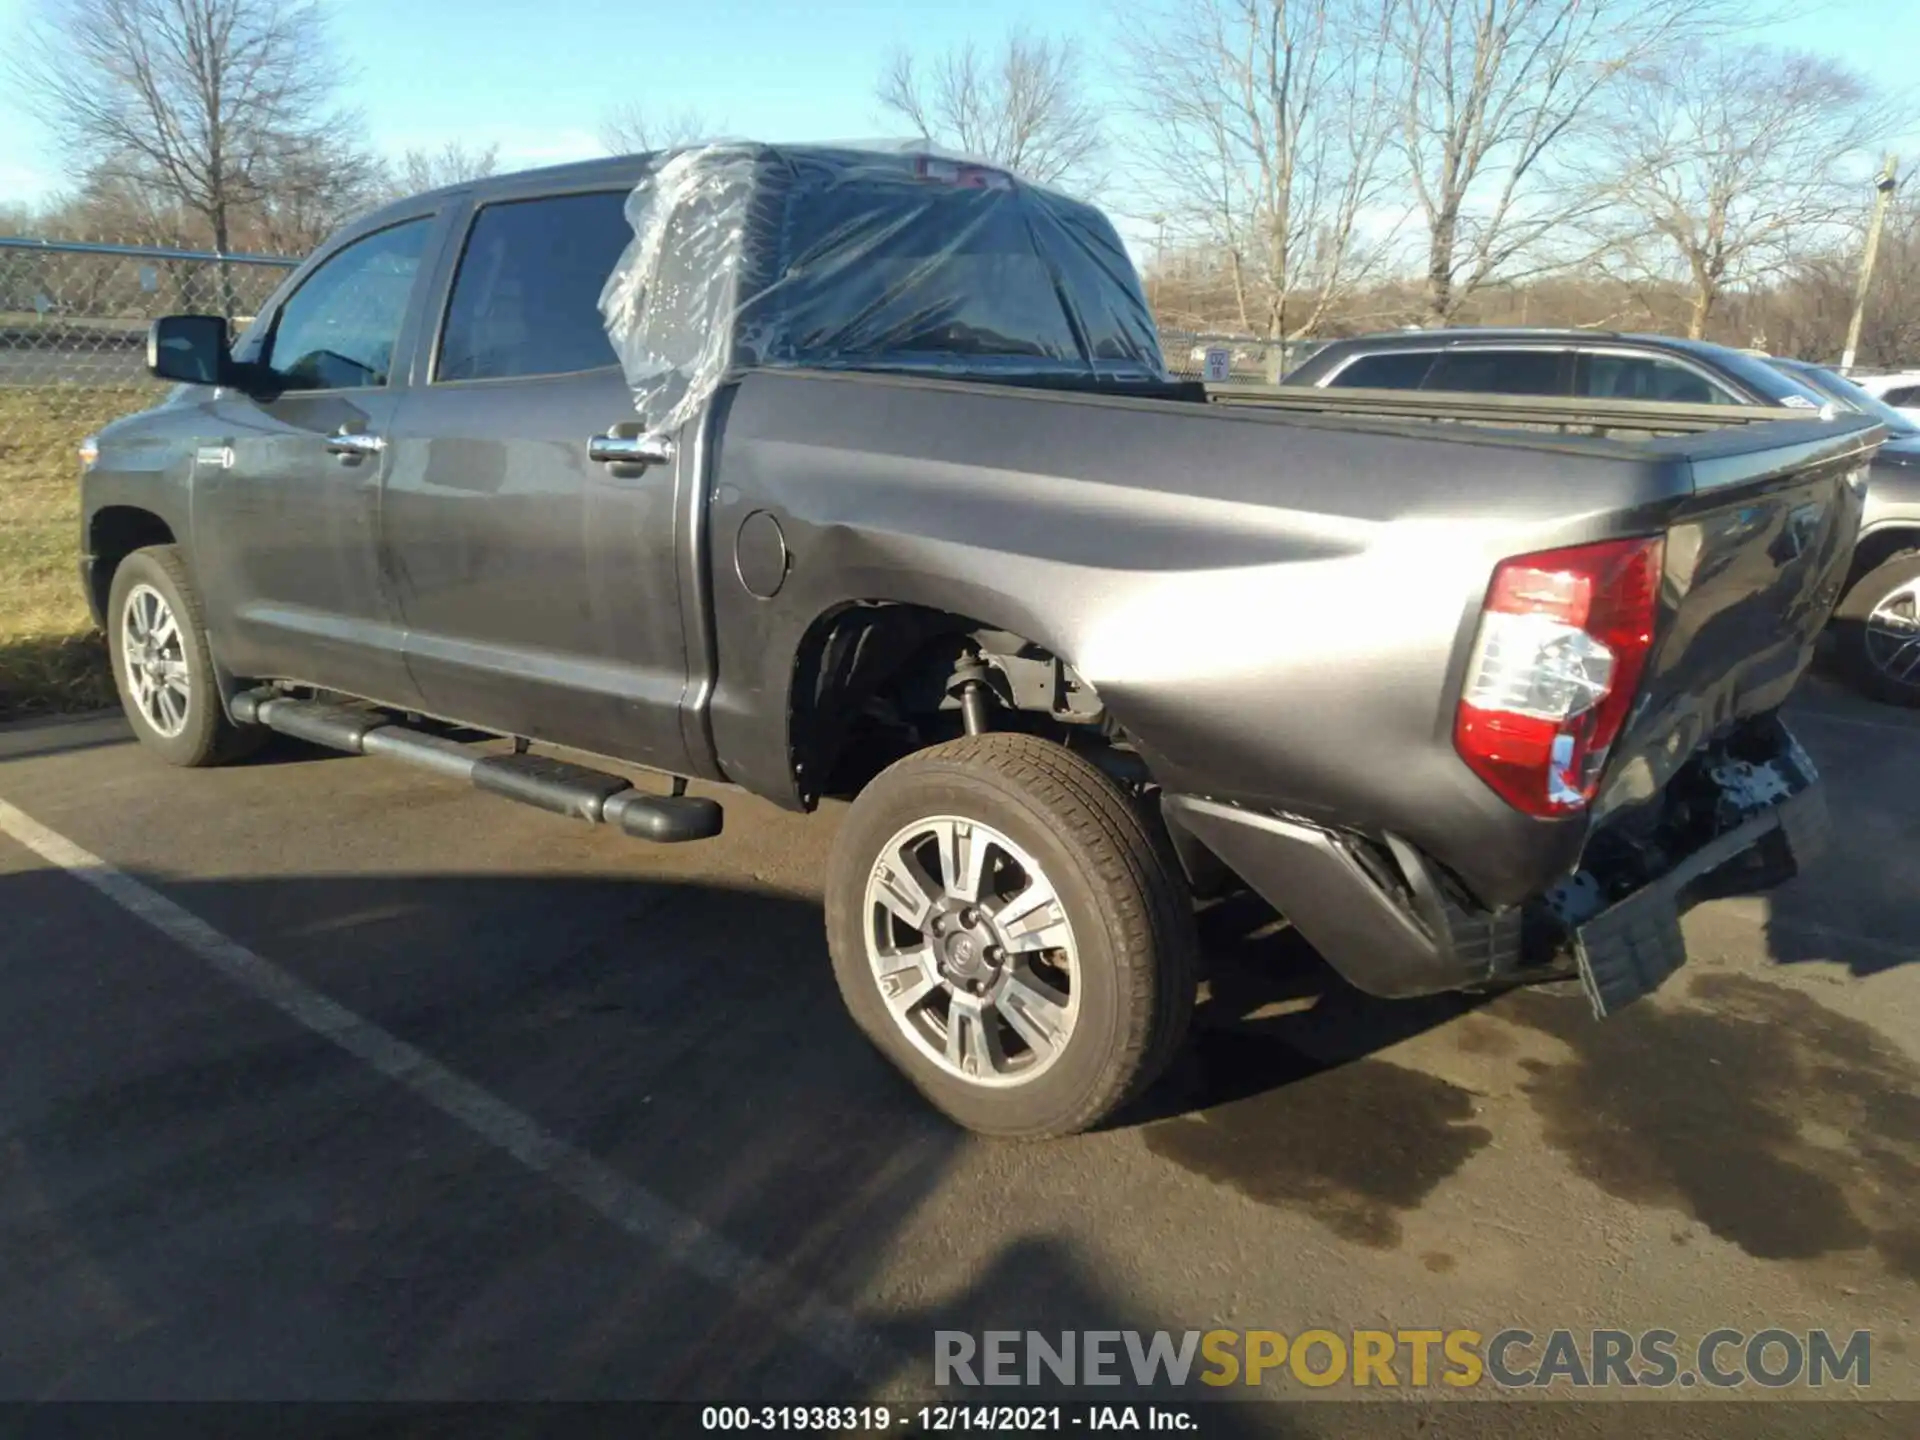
377, 143, 1048, 219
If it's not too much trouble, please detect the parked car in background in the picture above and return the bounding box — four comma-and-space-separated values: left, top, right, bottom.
1282, 327, 1839, 409
1767, 359, 1920, 707
1852, 370, 1920, 426
1283, 328, 1916, 706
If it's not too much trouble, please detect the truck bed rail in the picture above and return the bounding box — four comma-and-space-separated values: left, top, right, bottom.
1205, 382, 1830, 439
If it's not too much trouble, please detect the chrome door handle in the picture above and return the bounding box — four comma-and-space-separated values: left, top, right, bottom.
588, 432, 674, 467
326, 429, 386, 457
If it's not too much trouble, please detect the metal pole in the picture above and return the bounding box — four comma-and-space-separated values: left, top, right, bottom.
1840, 154, 1899, 375
1150, 214, 1165, 314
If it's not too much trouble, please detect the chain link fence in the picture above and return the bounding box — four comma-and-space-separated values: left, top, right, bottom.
1, 237, 298, 715
1, 237, 298, 457
1159, 330, 1327, 383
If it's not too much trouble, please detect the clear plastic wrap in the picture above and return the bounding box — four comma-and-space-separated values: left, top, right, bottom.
598, 143, 1166, 436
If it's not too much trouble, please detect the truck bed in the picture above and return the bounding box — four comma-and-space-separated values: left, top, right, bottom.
705, 368, 1881, 910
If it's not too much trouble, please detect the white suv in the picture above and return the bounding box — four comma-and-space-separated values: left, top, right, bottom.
1853, 370, 1920, 425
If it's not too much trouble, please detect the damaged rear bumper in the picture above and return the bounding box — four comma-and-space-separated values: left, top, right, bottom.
1161, 718, 1828, 1015
1564, 761, 1827, 1016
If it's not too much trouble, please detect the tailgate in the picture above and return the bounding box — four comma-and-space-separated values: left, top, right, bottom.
1593, 417, 1880, 821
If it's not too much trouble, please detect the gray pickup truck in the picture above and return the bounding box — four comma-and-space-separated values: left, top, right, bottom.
82, 144, 1880, 1137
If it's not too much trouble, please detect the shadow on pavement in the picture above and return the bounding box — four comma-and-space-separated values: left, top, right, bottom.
1765, 693, 1920, 976
0, 825, 1910, 1409
1119, 890, 1492, 1250
0, 864, 957, 1400
0, 855, 1489, 1406
1500, 973, 1920, 1284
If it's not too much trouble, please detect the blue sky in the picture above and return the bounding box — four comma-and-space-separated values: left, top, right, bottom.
2, 0, 1916, 217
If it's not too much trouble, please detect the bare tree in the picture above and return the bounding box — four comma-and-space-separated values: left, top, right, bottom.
394, 140, 501, 195
1121, 0, 1403, 343
8, 0, 374, 298
1592, 46, 1897, 339
256, 133, 385, 254
1384, 0, 1733, 324
598, 103, 719, 155
876, 29, 1102, 190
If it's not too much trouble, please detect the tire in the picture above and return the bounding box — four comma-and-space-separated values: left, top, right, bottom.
1832, 551, 1920, 707
105, 544, 264, 767
825, 733, 1198, 1139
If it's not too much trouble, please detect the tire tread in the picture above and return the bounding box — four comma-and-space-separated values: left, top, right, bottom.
826, 733, 1196, 1139
107, 544, 263, 767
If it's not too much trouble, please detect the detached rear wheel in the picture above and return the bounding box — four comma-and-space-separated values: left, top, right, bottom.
106, 545, 263, 766
826, 734, 1196, 1139
1834, 552, 1920, 707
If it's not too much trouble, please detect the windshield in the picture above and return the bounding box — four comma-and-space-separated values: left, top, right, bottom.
1773, 360, 1920, 436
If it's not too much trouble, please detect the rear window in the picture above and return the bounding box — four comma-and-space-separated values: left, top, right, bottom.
1576, 353, 1736, 405
1426, 349, 1566, 396
751, 165, 1163, 379
1326, 351, 1436, 389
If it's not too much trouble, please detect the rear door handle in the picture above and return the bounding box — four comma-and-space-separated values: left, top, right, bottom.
326, 429, 386, 458
588, 432, 674, 468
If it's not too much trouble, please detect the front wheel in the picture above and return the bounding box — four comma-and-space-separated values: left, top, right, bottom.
1833, 552, 1920, 707
106, 545, 263, 766
825, 734, 1197, 1139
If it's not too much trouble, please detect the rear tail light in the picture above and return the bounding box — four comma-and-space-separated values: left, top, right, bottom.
1454, 536, 1664, 817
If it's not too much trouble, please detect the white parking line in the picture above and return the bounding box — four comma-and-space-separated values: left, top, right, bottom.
0, 795, 897, 1387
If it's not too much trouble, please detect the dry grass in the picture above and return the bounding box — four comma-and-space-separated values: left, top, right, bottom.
0, 385, 164, 721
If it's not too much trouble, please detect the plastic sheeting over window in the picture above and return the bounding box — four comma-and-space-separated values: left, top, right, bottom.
598, 143, 1166, 436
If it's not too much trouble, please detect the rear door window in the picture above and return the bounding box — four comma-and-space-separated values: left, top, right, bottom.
1885, 385, 1920, 407
1325, 351, 1437, 389
437, 190, 634, 382
1575, 352, 1737, 405
1426, 349, 1569, 396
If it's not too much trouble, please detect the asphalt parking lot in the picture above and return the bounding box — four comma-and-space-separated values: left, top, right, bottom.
0, 671, 1915, 1431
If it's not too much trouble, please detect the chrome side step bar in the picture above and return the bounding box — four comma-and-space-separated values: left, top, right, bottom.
231, 691, 723, 844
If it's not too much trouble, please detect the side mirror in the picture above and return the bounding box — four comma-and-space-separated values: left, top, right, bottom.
147, 314, 232, 386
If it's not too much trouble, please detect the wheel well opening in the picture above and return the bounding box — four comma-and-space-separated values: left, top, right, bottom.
789, 602, 1120, 805
89, 507, 176, 617
1849, 527, 1920, 590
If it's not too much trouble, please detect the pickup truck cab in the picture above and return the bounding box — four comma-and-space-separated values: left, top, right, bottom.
82, 145, 1881, 1137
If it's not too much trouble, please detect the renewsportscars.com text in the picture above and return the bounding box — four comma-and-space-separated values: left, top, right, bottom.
934, 1328, 1873, 1390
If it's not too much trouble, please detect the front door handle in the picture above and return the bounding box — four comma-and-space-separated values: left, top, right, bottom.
588, 432, 674, 468
326, 429, 386, 459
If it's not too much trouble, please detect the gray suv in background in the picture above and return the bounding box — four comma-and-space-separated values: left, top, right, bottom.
1287, 330, 1920, 706
1284, 327, 1841, 406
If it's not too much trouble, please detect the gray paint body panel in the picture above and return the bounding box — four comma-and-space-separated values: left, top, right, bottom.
701, 369, 1871, 904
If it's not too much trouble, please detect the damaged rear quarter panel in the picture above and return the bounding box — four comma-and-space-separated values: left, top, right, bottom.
701, 369, 1694, 905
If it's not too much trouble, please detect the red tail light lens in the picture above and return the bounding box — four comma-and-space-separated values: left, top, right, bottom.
1454, 536, 1664, 817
